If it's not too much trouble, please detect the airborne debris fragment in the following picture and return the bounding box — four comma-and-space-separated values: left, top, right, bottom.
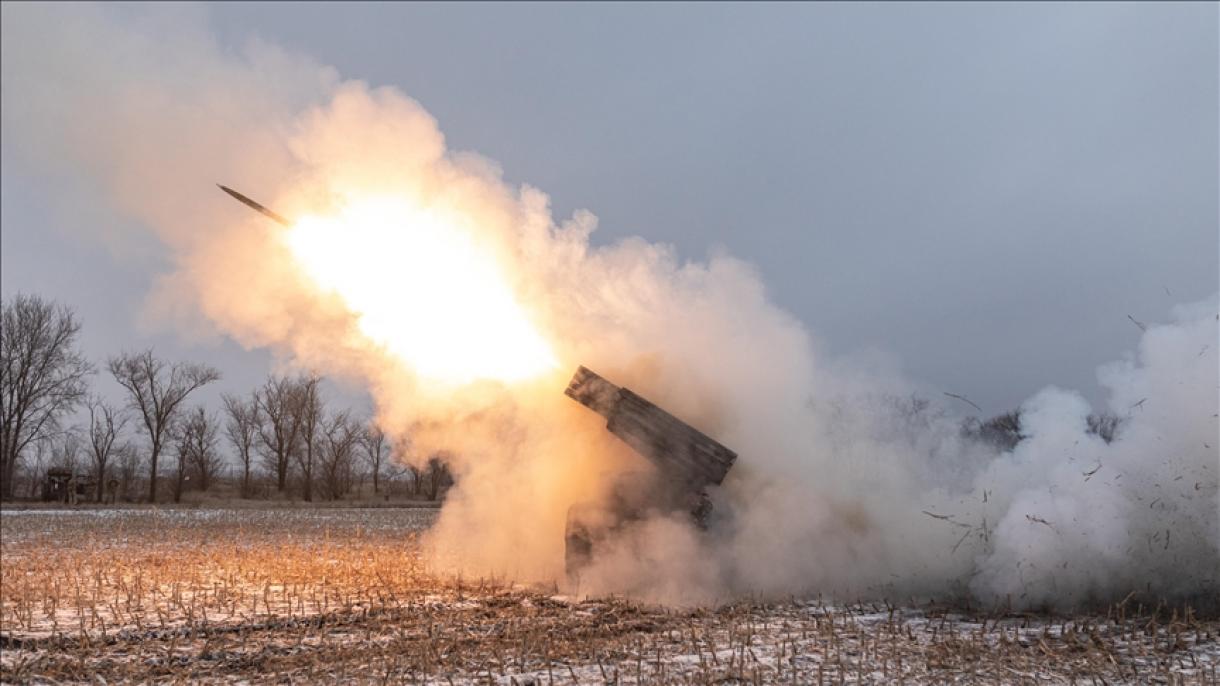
943, 392, 982, 413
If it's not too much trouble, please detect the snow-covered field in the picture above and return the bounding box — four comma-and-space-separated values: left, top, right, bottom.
2, 508, 1216, 684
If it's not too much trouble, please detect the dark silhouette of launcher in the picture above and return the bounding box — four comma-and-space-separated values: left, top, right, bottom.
563, 366, 737, 582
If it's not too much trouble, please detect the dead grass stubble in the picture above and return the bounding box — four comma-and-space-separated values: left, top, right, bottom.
1, 509, 1217, 684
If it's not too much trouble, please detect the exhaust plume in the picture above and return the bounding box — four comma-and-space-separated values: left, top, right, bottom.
3, 3, 1216, 609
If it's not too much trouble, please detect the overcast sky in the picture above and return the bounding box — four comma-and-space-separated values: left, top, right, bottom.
2, 2, 1216, 416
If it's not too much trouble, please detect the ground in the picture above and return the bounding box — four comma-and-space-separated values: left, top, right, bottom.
1, 508, 1216, 684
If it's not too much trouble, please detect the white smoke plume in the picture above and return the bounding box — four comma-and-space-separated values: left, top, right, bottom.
3, 3, 1216, 610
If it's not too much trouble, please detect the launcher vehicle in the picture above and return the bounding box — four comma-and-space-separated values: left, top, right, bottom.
562, 366, 737, 581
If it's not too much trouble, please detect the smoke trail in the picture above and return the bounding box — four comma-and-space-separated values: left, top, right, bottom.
3, 3, 1216, 609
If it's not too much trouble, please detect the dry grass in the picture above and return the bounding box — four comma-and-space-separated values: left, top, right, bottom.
2, 508, 1217, 684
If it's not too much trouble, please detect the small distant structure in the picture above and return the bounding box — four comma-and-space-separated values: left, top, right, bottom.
42, 468, 95, 504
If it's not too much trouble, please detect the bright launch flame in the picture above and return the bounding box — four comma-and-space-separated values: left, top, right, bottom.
284, 197, 557, 386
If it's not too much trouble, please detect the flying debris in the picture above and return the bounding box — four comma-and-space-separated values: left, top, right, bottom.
563, 366, 738, 583
217, 184, 291, 227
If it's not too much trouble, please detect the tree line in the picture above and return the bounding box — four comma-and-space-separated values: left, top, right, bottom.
4, 292, 1125, 502
0, 293, 451, 503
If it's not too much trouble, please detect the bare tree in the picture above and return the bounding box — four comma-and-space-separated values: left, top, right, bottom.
179, 406, 221, 492
390, 434, 420, 497
86, 396, 128, 502
50, 430, 85, 503
319, 410, 360, 500
222, 392, 259, 498
0, 294, 93, 498
114, 443, 140, 502
50, 430, 84, 472
255, 374, 304, 494
423, 454, 453, 501
108, 350, 219, 502
23, 438, 50, 499
294, 374, 323, 502
359, 422, 389, 495
169, 425, 190, 504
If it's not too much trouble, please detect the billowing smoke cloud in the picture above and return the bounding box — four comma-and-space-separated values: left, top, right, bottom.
4, 3, 1216, 609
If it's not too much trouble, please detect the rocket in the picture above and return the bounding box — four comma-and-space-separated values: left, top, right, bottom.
217, 185, 291, 227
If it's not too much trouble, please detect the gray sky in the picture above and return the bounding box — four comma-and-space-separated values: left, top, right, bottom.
2, 2, 1216, 415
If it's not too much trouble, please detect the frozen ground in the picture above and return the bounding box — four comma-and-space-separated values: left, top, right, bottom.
2, 508, 1217, 684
